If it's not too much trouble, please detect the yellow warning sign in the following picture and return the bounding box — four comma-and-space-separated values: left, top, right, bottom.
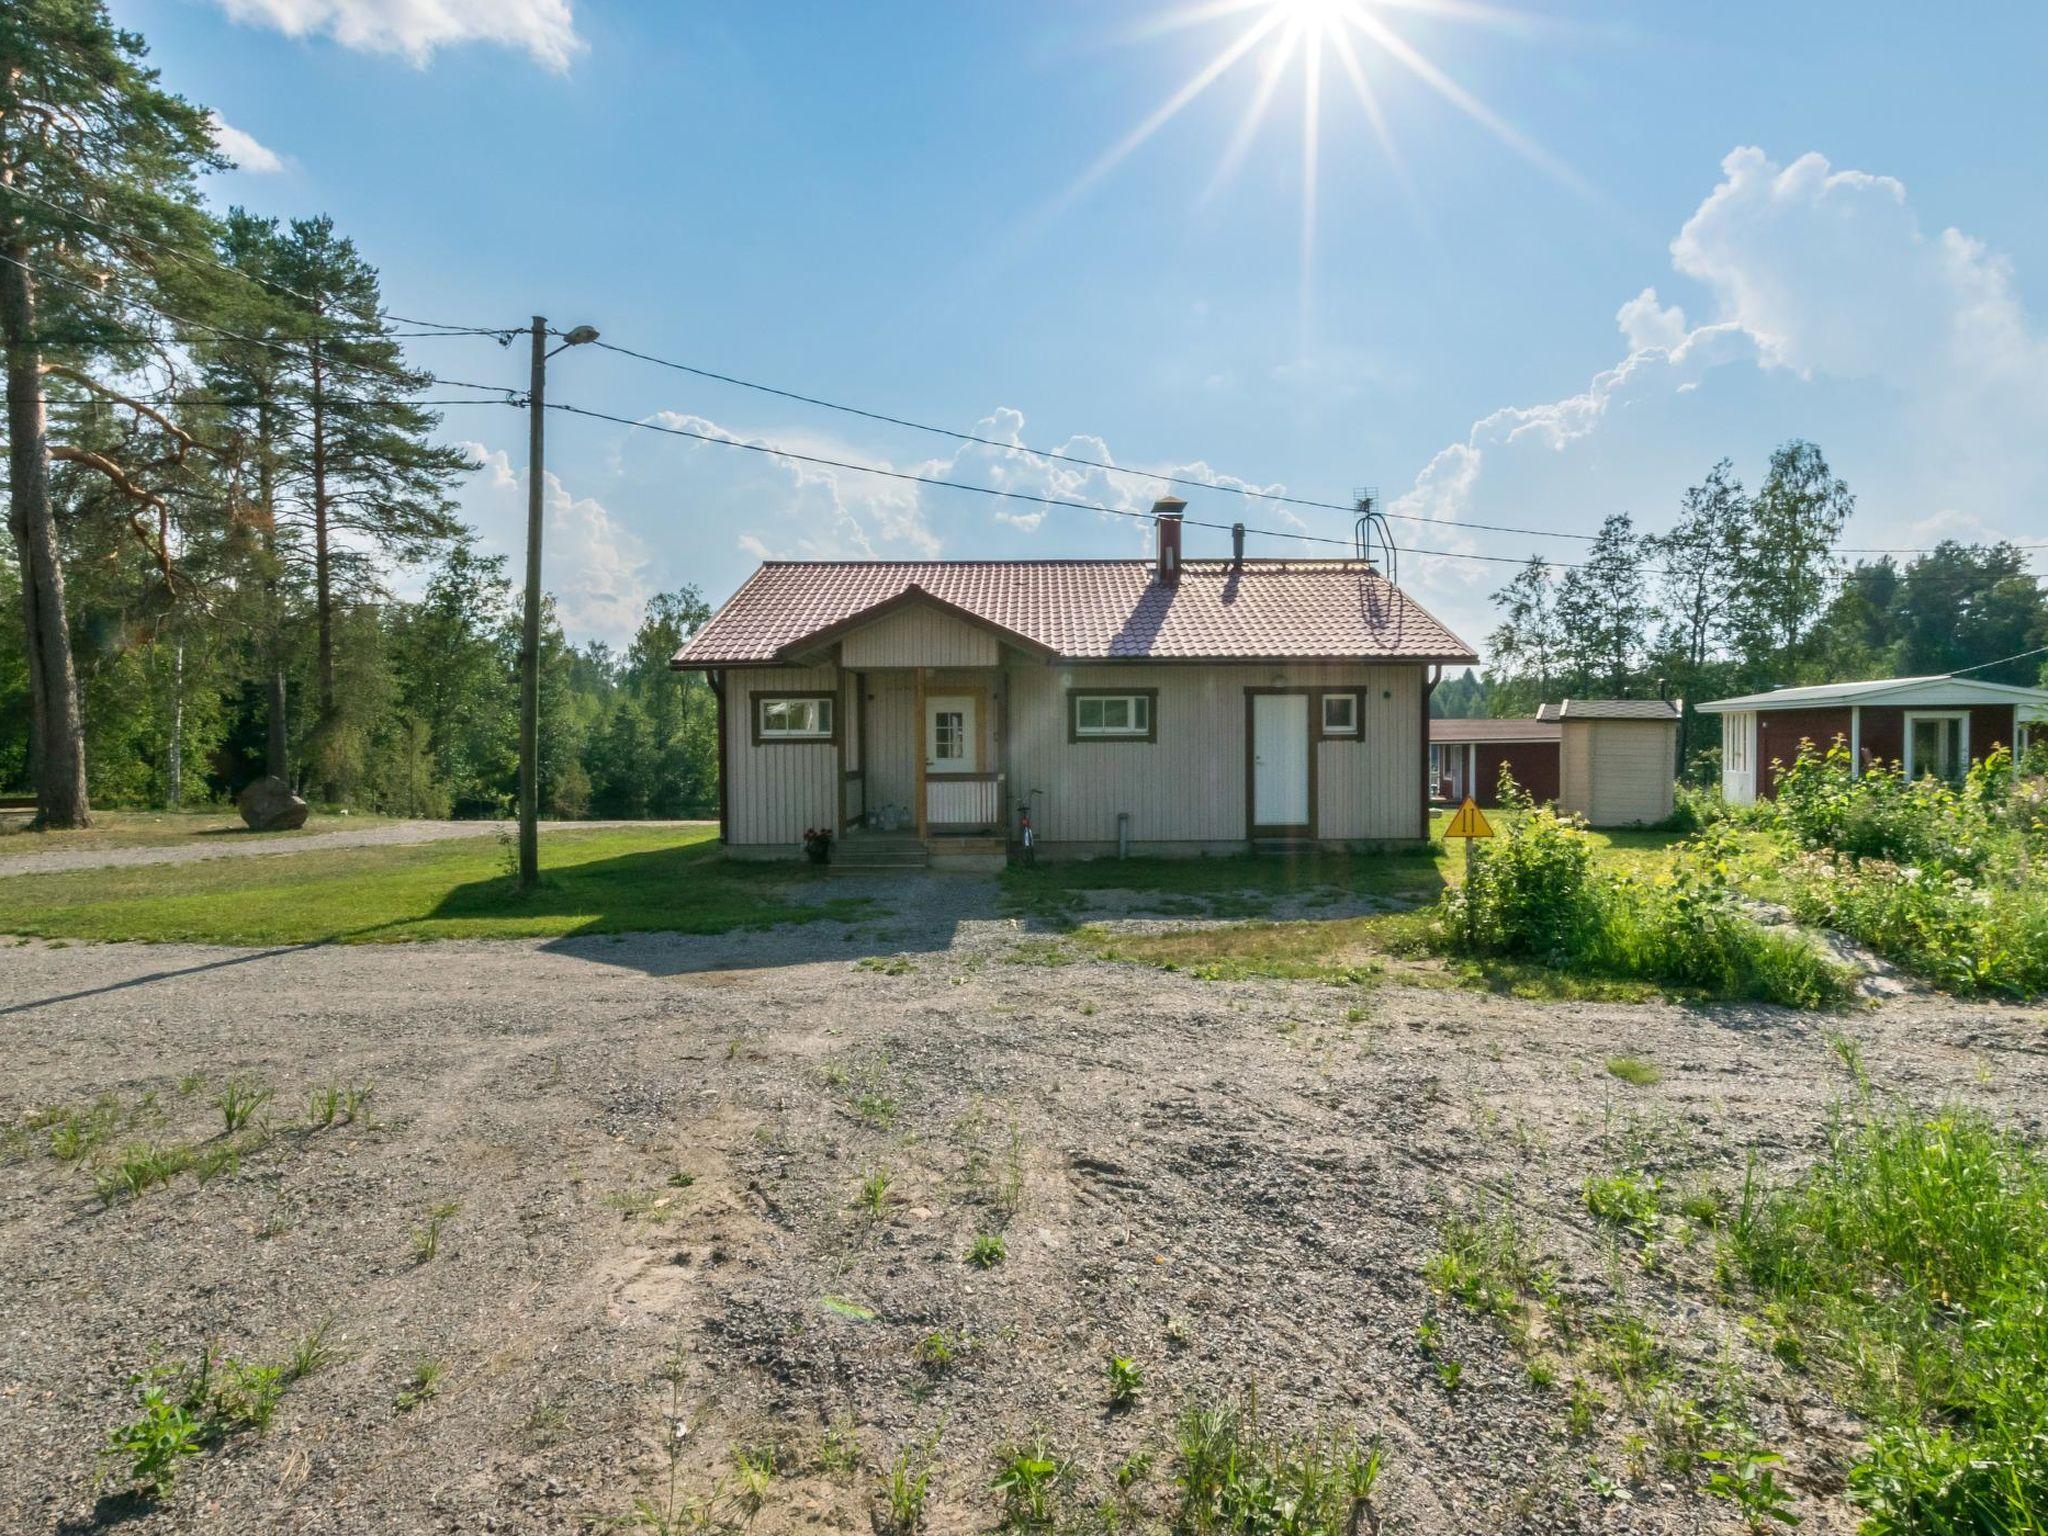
1443, 797, 1494, 839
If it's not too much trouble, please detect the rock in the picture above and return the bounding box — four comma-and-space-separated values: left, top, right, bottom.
237, 775, 309, 831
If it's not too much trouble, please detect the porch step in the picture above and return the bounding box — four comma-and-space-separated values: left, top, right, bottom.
830, 834, 930, 871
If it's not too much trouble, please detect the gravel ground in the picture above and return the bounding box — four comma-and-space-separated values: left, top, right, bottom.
0, 820, 708, 879
2, 891, 2044, 1535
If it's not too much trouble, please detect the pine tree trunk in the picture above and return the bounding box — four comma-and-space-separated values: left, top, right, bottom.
0, 230, 91, 829
258, 399, 288, 780
309, 334, 335, 798
166, 639, 184, 810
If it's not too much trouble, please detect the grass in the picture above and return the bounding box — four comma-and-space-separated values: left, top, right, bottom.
1082, 913, 1665, 1001
0, 824, 874, 943
1726, 1103, 2048, 1534
0, 807, 396, 853
1605, 1055, 1663, 1087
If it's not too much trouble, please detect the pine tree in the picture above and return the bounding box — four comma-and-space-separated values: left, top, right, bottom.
1727, 440, 1852, 683
1553, 513, 1647, 696
1485, 557, 1562, 713
1650, 461, 1746, 762
0, 0, 219, 825
266, 215, 471, 797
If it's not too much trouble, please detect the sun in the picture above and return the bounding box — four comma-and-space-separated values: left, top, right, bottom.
1064, 0, 1585, 311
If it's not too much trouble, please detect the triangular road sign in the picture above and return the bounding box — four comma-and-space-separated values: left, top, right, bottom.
1444, 797, 1494, 839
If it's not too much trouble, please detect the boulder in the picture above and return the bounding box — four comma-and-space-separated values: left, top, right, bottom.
237, 775, 310, 832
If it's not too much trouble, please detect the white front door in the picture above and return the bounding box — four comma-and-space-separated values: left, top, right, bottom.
1251, 693, 1310, 829
925, 695, 978, 773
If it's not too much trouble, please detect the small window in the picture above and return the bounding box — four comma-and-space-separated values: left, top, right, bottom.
1069, 689, 1157, 742
933, 710, 965, 761
1321, 692, 1359, 736
756, 694, 835, 741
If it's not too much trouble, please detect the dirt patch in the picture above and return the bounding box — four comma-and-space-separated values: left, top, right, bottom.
1, 921, 2043, 1533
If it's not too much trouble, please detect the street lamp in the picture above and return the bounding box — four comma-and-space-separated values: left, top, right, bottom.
518, 315, 599, 891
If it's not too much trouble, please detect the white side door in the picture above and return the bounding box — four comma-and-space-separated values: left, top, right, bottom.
925, 695, 978, 773
1251, 693, 1310, 829
1723, 711, 1757, 805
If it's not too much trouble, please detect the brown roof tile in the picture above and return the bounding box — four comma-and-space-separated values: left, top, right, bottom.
673, 560, 1477, 666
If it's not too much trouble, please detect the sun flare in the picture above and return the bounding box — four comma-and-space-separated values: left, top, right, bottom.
1070, 0, 1585, 313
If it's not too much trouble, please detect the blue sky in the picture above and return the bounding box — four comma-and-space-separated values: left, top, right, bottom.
127, 0, 2048, 654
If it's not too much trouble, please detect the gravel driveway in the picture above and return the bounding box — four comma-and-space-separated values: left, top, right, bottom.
2, 906, 2043, 1534
0, 819, 709, 878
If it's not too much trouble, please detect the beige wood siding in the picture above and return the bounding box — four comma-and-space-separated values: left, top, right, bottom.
1005, 663, 1424, 844
863, 674, 918, 824
1560, 720, 1675, 826
839, 604, 998, 669
725, 665, 840, 845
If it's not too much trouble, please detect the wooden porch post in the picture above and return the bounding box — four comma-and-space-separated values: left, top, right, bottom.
914, 666, 928, 840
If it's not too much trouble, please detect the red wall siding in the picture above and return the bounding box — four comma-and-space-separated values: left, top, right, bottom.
1478, 742, 1560, 806
1760, 703, 2018, 794
1757, 707, 1852, 797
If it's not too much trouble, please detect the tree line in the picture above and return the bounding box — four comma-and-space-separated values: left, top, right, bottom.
1460, 440, 2048, 773
0, 2, 716, 823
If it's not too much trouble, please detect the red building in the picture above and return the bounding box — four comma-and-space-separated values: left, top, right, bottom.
1429, 716, 1560, 806
1698, 675, 2047, 803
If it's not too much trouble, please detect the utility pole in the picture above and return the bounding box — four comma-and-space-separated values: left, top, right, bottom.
518, 317, 599, 891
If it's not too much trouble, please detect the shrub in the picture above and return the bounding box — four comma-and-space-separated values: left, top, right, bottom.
1172, 1395, 1382, 1535
1435, 815, 1849, 1007
1728, 1105, 2048, 1535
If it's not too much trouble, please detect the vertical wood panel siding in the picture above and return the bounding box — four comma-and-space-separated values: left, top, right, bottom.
839, 605, 999, 669
864, 674, 918, 825
725, 665, 840, 844
1562, 720, 1676, 826
1005, 663, 1424, 844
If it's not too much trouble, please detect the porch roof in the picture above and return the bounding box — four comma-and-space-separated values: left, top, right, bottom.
672, 559, 1477, 667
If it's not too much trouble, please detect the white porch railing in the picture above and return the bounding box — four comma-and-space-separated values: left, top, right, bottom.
926, 773, 1003, 831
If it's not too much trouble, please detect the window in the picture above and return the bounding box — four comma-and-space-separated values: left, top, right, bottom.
1320, 692, 1359, 737
1904, 711, 1967, 783
932, 710, 965, 761
755, 693, 835, 742
1069, 689, 1157, 742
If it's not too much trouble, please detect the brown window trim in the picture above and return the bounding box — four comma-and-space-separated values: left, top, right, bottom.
1315, 688, 1363, 740
1067, 687, 1160, 743
751, 690, 840, 746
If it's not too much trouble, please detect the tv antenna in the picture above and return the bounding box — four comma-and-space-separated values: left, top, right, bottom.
1353, 487, 1396, 585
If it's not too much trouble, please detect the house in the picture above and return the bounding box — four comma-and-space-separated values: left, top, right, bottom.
1428, 698, 1680, 825
1699, 674, 2048, 804
1429, 716, 1559, 806
670, 502, 1478, 867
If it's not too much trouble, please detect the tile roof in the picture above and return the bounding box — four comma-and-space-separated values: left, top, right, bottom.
1553, 698, 1682, 721
673, 560, 1477, 666
1430, 717, 1561, 744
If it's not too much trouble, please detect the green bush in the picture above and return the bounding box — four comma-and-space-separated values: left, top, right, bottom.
1770, 743, 2048, 997
1728, 1106, 2048, 1535
1435, 815, 1849, 1007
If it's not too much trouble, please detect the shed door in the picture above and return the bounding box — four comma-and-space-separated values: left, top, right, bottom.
925, 695, 979, 773
1251, 693, 1310, 830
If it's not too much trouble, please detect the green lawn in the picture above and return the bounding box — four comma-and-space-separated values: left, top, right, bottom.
0, 825, 872, 944
0, 808, 398, 853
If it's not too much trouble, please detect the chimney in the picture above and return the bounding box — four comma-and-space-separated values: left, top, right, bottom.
1231, 521, 1245, 566
1153, 497, 1185, 586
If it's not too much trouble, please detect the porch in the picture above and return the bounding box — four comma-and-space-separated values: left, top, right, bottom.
837, 665, 1010, 852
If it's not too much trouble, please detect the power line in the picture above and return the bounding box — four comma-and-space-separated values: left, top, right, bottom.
0, 252, 515, 398
584, 336, 2048, 560
587, 337, 1584, 544
1949, 643, 2048, 677
540, 399, 1617, 573
0, 182, 513, 339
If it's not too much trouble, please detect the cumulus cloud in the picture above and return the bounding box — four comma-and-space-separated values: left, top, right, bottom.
457, 444, 654, 646
211, 0, 582, 70
1388, 146, 2048, 633
627, 403, 1306, 571
206, 112, 287, 173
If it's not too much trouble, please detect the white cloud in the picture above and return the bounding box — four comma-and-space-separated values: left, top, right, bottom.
211, 0, 582, 70
1616, 287, 1688, 354
1389, 146, 2048, 643
207, 112, 286, 174
456, 444, 654, 646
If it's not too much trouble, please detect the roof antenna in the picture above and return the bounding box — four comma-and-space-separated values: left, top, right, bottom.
1352, 486, 1395, 585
